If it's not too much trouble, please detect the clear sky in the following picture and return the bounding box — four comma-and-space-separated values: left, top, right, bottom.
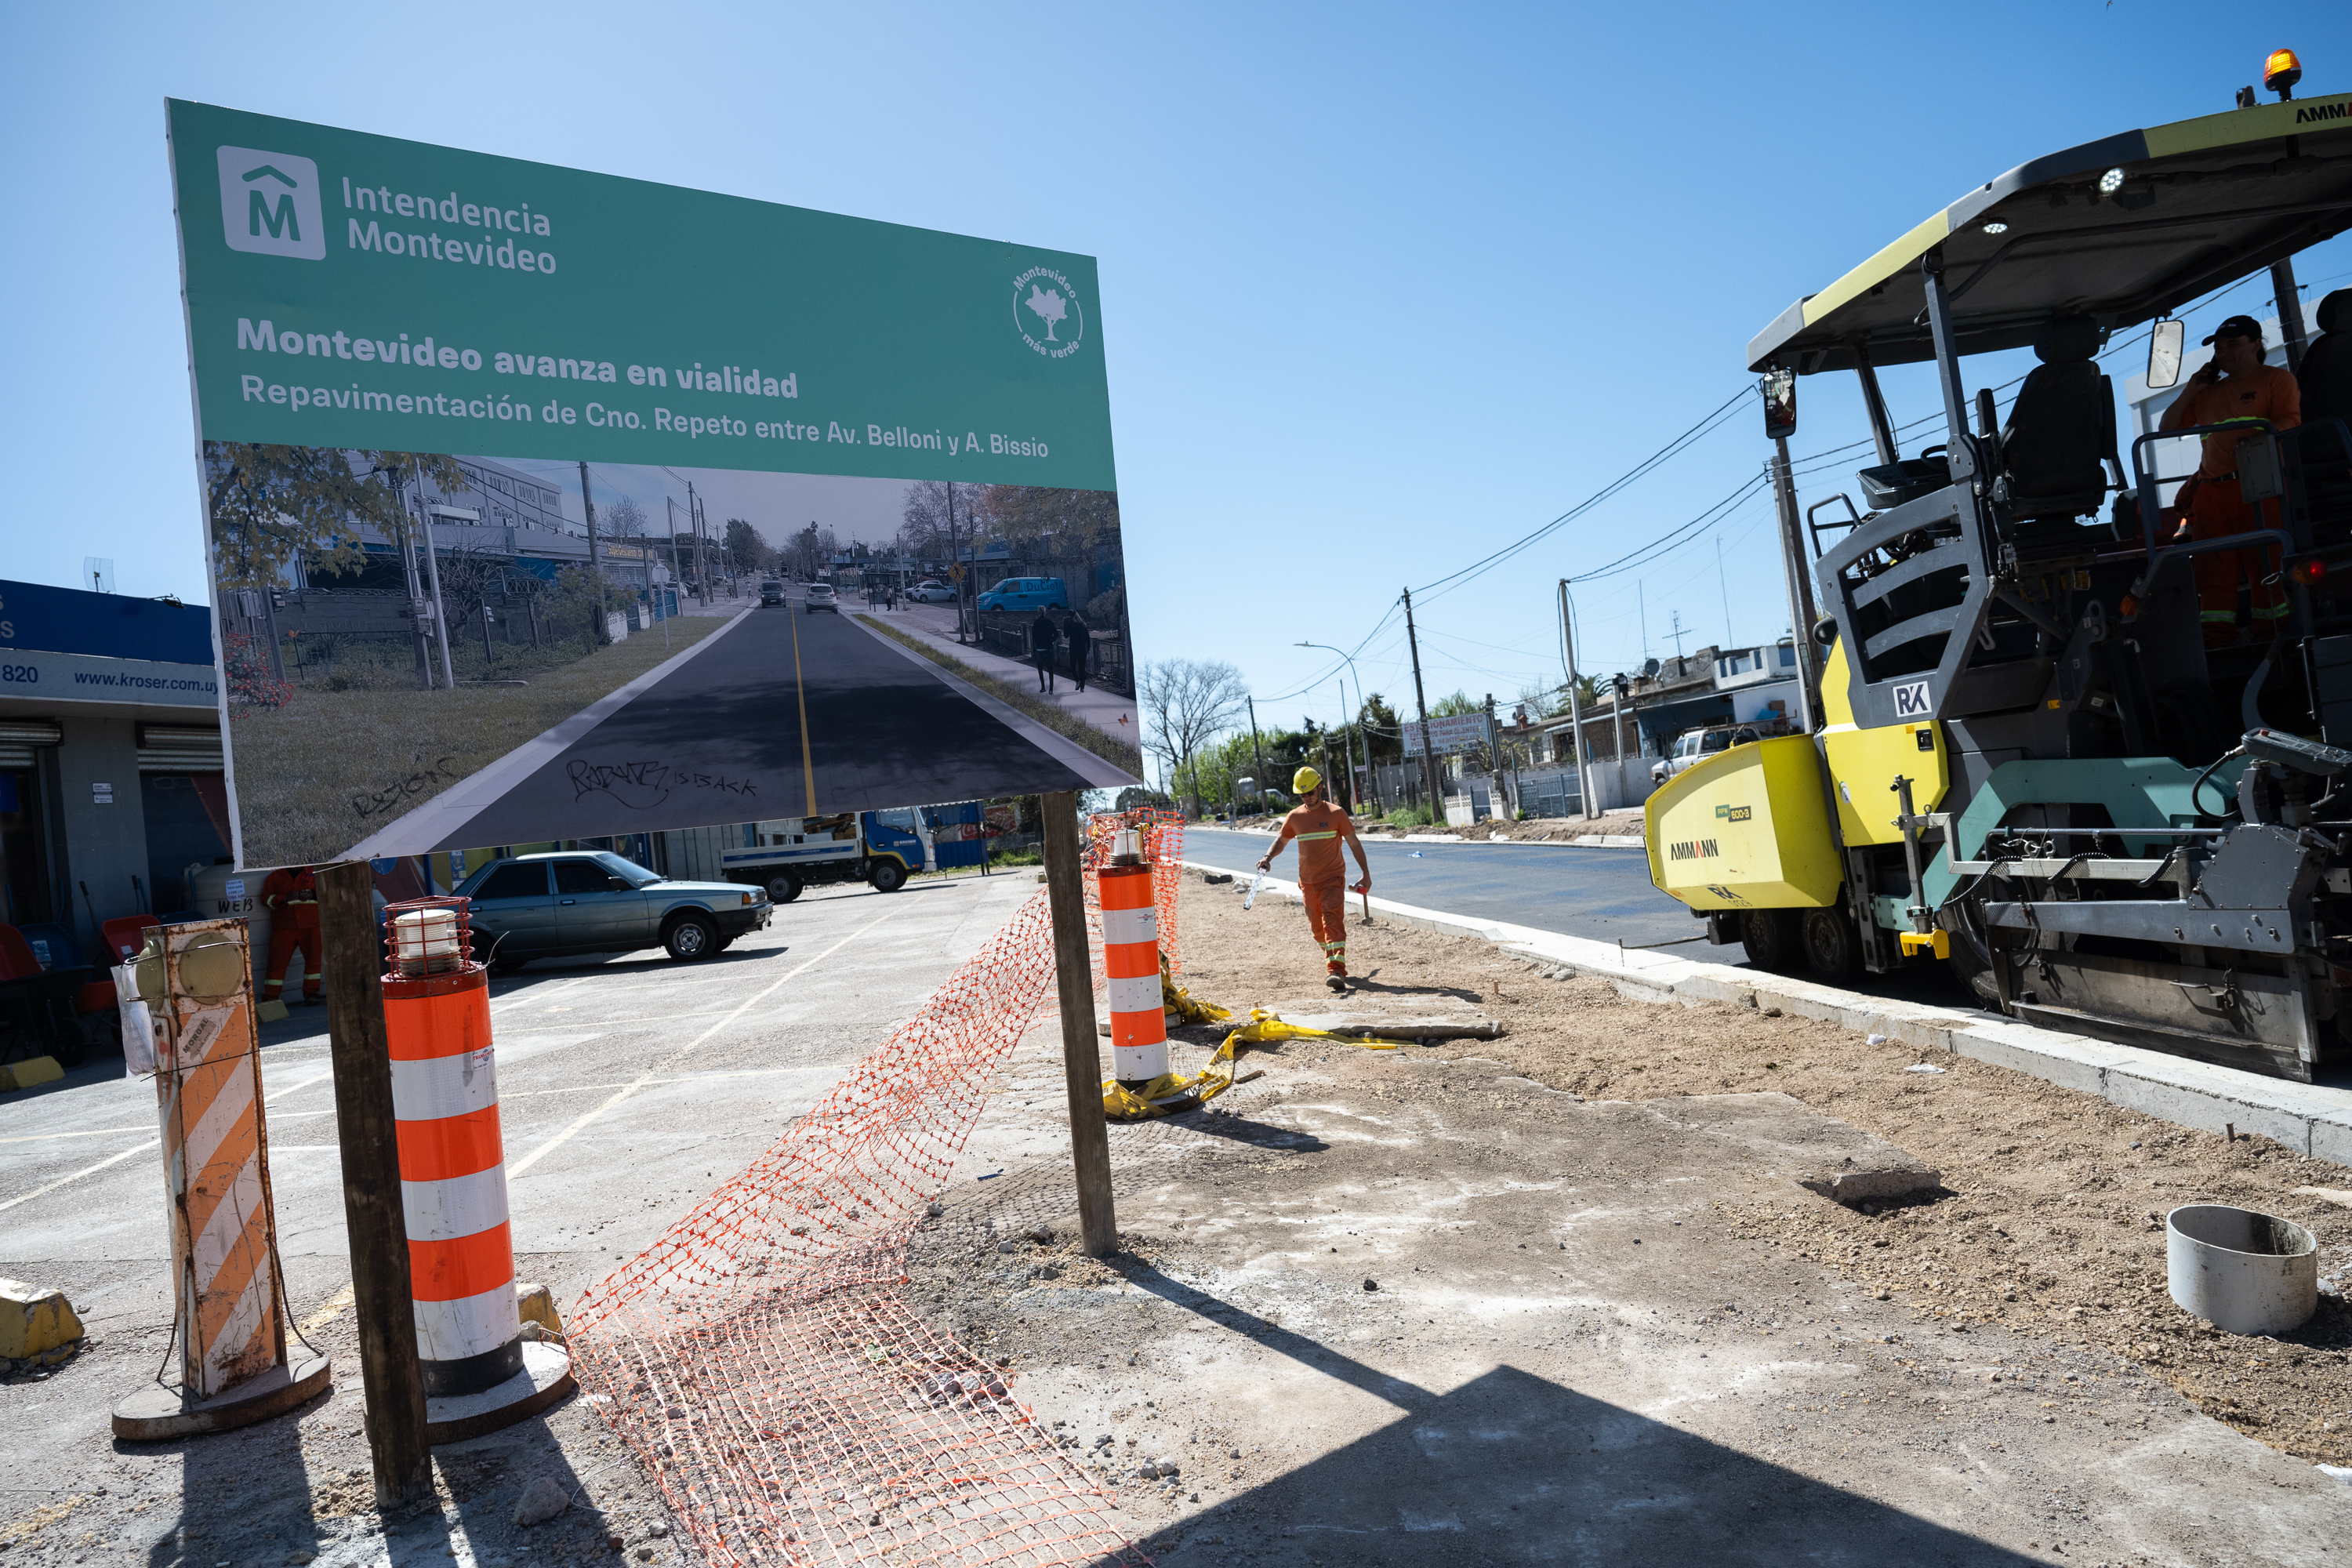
5, 2, 2347, 736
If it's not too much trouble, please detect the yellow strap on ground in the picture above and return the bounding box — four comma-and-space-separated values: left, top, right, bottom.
1160, 961, 1232, 1025
1102, 1030, 1242, 1120
1225, 1008, 1397, 1051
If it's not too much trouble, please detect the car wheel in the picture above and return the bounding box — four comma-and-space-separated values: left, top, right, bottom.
665, 913, 719, 961
869, 858, 907, 894
490, 953, 530, 976
715, 935, 735, 952
765, 871, 803, 903
1801, 906, 1862, 984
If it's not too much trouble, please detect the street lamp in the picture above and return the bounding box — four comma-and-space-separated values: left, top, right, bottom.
1295, 641, 1371, 815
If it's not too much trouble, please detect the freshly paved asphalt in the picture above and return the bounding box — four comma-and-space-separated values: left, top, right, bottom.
455, 590, 1098, 848
1181, 826, 1744, 958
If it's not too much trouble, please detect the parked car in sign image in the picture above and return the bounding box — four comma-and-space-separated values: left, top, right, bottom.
975, 575, 1069, 613
908, 579, 956, 604
805, 583, 839, 613
458, 851, 770, 971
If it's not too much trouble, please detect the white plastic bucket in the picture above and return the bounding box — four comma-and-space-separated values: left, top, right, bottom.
2166, 1204, 2317, 1337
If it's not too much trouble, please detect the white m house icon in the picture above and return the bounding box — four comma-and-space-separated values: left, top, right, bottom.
216, 145, 325, 260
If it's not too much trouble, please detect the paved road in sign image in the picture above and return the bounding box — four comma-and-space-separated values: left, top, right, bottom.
448, 590, 1127, 851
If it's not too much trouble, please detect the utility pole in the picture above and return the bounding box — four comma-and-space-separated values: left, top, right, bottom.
1246, 696, 1269, 818
420, 511, 456, 691
1401, 586, 1446, 822
316, 862, 430, 1508
397, 480, 432, 690
580, 461, 607, 643
1559, 580, 1596, 821
2273, 256, 2309, 373
1039, 793, 1116, 1255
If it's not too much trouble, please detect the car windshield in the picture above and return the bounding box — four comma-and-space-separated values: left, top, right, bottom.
1703, 733, 1730, 752
590, 851, 662, 887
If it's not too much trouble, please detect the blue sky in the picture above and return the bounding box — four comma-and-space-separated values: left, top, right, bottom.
5, 2, 2347, 735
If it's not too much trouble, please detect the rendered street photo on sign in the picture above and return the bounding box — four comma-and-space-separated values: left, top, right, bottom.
168, 101, 1138, 869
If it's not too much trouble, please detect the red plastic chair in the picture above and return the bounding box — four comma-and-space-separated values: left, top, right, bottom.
101, 913, 160, 964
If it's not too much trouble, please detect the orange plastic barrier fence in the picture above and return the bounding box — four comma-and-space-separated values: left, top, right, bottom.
568, 808, 1184, 1566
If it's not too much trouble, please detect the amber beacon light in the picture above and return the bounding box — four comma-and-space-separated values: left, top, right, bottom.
2266, 49, 2302, 100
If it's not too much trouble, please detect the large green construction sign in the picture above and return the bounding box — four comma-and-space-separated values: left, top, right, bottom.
169, 100, 1116, 488
169, 101, 1135, 869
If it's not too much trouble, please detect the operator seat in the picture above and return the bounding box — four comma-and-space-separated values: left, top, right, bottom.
2300, 289, 2352, 466
1999, 314, 2116, 522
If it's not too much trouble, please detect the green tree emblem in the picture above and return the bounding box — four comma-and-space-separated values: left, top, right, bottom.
1025, 285, 1069, 342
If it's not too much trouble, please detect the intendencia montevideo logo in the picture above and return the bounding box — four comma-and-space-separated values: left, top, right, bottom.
1013, 266, 1085, 361
217, 146, 325, 260
215, 143, 559, 276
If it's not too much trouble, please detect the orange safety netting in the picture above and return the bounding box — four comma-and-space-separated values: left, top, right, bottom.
568, 811, 1184, 1566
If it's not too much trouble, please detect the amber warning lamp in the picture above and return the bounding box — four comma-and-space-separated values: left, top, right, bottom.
2266, 48, 2302, 100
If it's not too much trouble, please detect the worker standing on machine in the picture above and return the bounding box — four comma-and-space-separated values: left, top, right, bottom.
260, 864, 322, 1005
2160, 314, 2300, 646
1255, 766, 1372, 992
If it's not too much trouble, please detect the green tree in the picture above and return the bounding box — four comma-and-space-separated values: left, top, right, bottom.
724, 518, 768, 577
1430, 689, 1481, 718
203, 443, 466, 590
1358, 692, 1401, 764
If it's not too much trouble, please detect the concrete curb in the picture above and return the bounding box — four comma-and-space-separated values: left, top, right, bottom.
1181, 859, 2352, 1161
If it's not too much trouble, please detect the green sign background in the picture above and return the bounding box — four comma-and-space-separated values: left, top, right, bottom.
167, 100, 1118, 489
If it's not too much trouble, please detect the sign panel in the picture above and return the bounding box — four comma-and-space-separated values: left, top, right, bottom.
1399, 712, 1494, 757
168, 101, 1138, 869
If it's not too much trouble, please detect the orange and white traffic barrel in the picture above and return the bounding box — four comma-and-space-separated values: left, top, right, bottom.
383, 900, 523, 1397
1098, 830, 1170, 1090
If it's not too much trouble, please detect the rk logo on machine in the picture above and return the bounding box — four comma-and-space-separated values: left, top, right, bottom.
1892, 679, 1932, 719
216, 145, 325, 260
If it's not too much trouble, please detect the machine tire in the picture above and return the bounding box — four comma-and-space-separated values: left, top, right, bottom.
665, 913, 720, 962
869, 858, 907, 894
1737, 909, 1803, 973
1801, 906, 1862, 985
765, 872, 803, 903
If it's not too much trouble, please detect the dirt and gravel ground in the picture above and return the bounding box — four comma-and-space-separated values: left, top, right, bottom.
1178, 869, 2352, 1465
909, 871, 2352, 1563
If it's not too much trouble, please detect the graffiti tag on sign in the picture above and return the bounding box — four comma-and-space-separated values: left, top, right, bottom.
351, 757, 459, 819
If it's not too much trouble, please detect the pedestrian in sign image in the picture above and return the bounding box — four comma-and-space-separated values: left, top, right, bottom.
1061, 605, 1091, 692
1256, 766, 1371, 991
1030, 608, 1061, 692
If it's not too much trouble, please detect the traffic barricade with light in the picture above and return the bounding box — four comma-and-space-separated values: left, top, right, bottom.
381, 897, 575, 1443
111, 920, 333, 1439
1097, 826, 1235, 1120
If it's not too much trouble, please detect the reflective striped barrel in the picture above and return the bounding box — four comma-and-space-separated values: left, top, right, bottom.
1098, 861, 1170, 1089
385, 966, 523, 1397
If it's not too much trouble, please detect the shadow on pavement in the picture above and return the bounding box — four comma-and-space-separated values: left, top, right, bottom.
1111, 1257, 2039, 1566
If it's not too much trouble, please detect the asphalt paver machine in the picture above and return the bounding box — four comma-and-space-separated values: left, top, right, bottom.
1649, 54, 2352, 1080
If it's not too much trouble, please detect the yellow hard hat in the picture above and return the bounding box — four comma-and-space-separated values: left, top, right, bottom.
1293, 765, 1323, 794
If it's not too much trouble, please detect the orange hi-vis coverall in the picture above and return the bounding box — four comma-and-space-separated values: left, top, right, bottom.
2161, 362, 2300, 646
1269, 800, 1362, 976
260, 866, 321, 1000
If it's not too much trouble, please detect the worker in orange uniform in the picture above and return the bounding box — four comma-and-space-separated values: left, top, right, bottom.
2159, 315, 2300, 647
260, 865, 322, 1004
1255, 766, 1372, 992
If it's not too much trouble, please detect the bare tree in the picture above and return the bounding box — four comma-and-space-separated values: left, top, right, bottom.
1139, 659, 1250, 818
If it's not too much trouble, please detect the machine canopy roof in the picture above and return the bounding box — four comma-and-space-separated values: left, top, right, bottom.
1748, 92, 2352, 375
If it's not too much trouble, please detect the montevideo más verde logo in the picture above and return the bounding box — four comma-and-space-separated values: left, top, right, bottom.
216, 146, 325, 260
1013, 266, 1085, 360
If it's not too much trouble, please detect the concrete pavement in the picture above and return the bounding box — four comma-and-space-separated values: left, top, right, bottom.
0, 869, 1038, 1567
